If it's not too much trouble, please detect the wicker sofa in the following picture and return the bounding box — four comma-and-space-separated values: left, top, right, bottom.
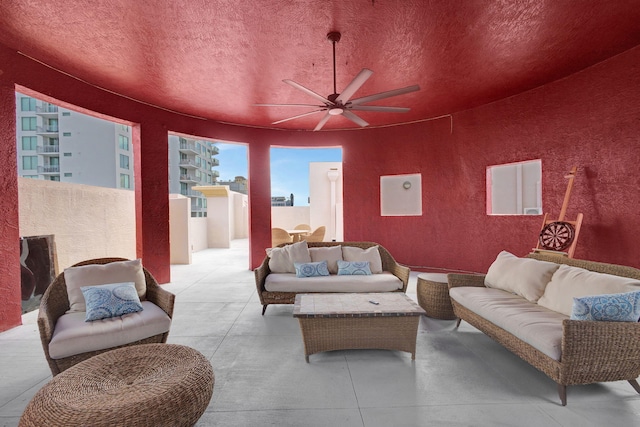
448, 252, 640, 406
255, 241, 410, 314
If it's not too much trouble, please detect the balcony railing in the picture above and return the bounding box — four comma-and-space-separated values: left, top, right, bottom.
179, 159, 198, 169
36, 145, 60, 154
179, 174, 200, 183
36, 105, 59, 114
211, 158, 220, 167
36, 126, 59, 134
178, 142, 199, 154
37, 165, 60, 174
180, 189, 203, 197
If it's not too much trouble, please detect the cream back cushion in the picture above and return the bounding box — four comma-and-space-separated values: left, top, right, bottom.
484, 251, 559, 302
309, 246, 343, 274
266, 241, 311, 273
537, 264, 640, 316
64, 259, 146, 313
342, 246, 383, 274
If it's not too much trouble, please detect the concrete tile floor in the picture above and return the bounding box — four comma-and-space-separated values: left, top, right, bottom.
1, 239, 639, 426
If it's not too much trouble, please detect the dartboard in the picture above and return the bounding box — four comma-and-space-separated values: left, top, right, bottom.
539, 221, 575, 251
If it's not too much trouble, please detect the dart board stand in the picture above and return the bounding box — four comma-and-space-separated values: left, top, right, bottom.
533, 167, 583, 258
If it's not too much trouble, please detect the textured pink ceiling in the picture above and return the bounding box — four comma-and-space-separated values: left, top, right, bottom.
1, 0, 639, 130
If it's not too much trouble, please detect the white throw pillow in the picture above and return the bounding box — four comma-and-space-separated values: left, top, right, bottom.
64, 259, 146, 313
309, 246, 343, 274
484, 251, 559, 302
538, 264, 640, 316
342, 246, 383, 274
266, 240, 311, 273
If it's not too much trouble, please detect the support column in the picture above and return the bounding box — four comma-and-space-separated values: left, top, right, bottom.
0, 62, 23, 331
134, 122, 170, 283
248, 143, 271, 269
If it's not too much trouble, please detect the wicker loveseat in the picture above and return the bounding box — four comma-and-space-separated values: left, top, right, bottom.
38, 258, 175, 376
448, 252, 640, 406
255, 241, 410, 314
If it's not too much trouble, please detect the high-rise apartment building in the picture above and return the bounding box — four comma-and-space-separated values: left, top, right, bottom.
15, 92, 134, 189
167, 135, 220, 217
16, 93, 222, 217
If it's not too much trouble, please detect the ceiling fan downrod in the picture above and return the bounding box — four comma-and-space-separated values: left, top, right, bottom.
327, 31, 341, 97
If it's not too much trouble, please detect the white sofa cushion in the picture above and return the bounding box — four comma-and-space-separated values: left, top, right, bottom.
309, 246, 343, 274
264, 272, 402, 293
342, 246, 383, 274
267, 241, 311, 273
64, 259, 146, 313
48, 301, 171, 359
485, 251, 560, 302
538, 264, 640, 316
450, 287, 567, 360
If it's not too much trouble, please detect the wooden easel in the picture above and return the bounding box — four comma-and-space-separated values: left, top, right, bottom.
533, 166, 583, 258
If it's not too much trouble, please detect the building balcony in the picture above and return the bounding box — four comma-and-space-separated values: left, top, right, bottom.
210, 146, 220, 155
180, 189, 203, 197
179, 174, 200, 183
212, 170, 220, 178
37, 165, 60, 174
36, 126, 59, 135
190, 205, 206, 212
179, 159, 198, 169
35, 105, 59, 116
211, 158, 220, 167
178, 141, 199, 154
36, 145, 60, 155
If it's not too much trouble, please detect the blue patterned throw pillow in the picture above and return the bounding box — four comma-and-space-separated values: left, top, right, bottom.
570, 290, 640, 322
81, 282, 144, 322
294, 261, 330, 278
337, 260, 372, 276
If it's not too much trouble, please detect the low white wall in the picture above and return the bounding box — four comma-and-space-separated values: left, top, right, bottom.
271, 206, 310, 230
189, 217, 209, 252
169, 195, 191, 264
18, 178, 136, 273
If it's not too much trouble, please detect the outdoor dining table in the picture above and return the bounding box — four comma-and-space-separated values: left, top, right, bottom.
286, 229, 309, 242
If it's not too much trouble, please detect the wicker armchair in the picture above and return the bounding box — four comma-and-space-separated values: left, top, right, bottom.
271, 227, 293, 247
301, 226, 326, 242
38, 258, 175, 376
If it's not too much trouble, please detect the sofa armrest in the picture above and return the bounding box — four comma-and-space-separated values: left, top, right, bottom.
145, 280, 176, 318
388, 263, 410, 292
560, 319, 640, 384
254, 256, 271, 294
447, 273, 486, 289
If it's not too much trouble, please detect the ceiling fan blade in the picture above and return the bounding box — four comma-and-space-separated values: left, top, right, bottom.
272, 109, 326, 125
313, 112, 332, 131
342, 110, 369, 127
283, 79, 332, 105
255, 103, 323, 108
349, 84, 420, 106
335, 68, 374, 104
349, 105, 410, 113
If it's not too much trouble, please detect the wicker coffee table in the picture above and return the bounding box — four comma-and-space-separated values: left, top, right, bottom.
19, 344, 214, 427
293, 293, 425, 362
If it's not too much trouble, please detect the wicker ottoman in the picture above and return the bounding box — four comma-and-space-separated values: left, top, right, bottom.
416, 273, 457, 320
19, 344, 214, 427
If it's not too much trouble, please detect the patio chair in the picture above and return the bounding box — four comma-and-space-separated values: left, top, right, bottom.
272, 227, 293, 247
294, 224, 311, 231
302, 226, 326, 242
37, 258, 175, 376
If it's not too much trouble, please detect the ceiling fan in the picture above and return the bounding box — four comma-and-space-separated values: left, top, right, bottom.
255, 31, 420, 131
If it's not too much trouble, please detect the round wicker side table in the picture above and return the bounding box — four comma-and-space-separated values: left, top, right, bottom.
19, 344, 214, 427
416, 273, 457, 320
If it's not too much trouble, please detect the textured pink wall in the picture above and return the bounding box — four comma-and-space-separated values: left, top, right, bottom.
1, 41, 639, 331
0, 58, 22, 331
340, 45, 640, 272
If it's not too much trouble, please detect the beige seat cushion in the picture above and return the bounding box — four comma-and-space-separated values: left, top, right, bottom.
48, 301, 171, 359
485, 251, 559, 302
264, 272, 402, 293
64, 259, 146, 313
537, 264, 640, 316
450, 287, 567, 361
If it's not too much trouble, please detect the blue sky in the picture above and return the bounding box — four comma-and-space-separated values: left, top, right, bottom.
215, 143, 342, 206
